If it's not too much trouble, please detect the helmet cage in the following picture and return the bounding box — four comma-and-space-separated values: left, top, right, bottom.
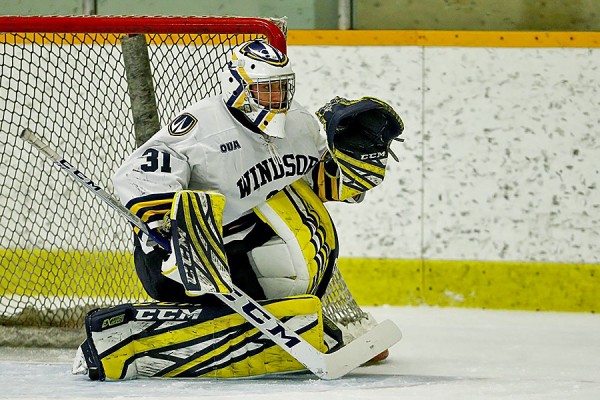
247, 74, 295, 113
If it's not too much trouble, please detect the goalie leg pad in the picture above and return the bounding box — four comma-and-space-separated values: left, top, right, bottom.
252, 180, 338, 299
248, 236, 310, 299
170, 190, 233, 295
73, 296, 334, 380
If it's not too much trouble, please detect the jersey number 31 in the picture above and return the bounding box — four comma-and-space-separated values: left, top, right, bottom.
141, 148, 172, 173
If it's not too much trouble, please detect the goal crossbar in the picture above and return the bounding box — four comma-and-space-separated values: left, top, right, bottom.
0, 15, 286, 51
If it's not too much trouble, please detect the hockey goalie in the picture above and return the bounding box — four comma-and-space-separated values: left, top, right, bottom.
73, 39, 404, 380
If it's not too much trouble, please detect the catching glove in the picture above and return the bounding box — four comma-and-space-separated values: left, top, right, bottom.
315, 96, 404, 200
316, 96, 404, 162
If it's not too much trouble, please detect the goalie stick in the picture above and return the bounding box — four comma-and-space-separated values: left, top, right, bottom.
19, 127, 402, 380
19, 129, 171, 252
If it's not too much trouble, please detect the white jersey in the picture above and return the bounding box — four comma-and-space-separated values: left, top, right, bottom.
113, 96, 327, 233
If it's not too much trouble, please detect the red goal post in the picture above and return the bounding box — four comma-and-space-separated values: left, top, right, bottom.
0, 15, 286, 50
0, 15, 370, 347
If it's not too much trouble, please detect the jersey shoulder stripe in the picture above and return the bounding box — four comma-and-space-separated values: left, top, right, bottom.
125, 192, 176, 224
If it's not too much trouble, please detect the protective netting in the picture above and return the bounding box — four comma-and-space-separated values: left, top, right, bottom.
0, 16, 369, 347
0, 24, 266, 333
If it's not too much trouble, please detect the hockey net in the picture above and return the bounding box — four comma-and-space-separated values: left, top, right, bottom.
0, 15, 371, 347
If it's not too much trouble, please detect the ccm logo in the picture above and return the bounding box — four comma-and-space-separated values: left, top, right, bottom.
135, 308, 204, 320
360, 151, 386, 160
221, 288, 301, 349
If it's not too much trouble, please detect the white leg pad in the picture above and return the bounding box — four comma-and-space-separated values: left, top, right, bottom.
248, 236, 309, 299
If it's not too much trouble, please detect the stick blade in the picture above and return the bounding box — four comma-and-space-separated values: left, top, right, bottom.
320, 319, 402, 380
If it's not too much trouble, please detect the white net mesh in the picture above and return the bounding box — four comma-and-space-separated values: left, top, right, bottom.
0, 16, 369, 347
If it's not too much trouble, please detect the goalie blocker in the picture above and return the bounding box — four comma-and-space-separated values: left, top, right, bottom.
169, 190, 233, 296
73, 295, 343, 380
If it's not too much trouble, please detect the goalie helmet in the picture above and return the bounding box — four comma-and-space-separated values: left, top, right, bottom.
221, 39, 295, 138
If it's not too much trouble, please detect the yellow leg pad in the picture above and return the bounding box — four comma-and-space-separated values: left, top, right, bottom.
87, 295, 327, 379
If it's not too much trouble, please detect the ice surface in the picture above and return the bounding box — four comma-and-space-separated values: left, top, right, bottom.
1, 306, 599, 400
